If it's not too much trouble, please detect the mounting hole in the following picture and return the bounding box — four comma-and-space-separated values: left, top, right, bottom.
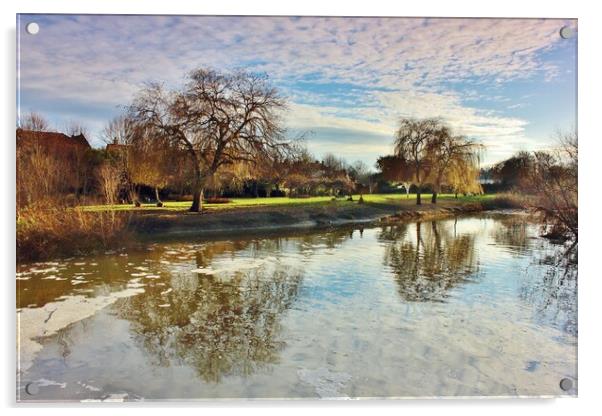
26, 22, 39, 35
559, 26, 573, 39
559, 377, 573, 391
25, 382, 39, 395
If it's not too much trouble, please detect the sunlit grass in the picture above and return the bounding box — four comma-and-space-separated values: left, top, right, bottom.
81, 193, 496, 213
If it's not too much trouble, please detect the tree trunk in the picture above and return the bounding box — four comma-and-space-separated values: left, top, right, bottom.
155, 187, 163, 207
416, 187, 422, 205
431, 191, 438, 204
190, 170, 205, 212
190, 188, 204, 212
131, 184, 140, 206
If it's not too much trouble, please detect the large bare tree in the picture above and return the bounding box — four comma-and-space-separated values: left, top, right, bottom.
128, 68, 291, 212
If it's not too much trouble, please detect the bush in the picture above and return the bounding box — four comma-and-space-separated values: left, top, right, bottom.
480, 193, 529, 210
270, 189, 286, 197
17, 202, 130, 261
204, 197, 232, 204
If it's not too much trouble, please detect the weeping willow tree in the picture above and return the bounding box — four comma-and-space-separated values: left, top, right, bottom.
426, 132, 483, 203
393, 118, 444, 205
391, 118, 483, 203
446, 152, 483, 198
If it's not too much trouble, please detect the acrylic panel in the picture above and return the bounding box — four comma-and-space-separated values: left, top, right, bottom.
16, 14, 578, 402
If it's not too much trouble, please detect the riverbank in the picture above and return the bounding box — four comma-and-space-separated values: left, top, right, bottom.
130, 194, 524, 237
17, 194, 527, 262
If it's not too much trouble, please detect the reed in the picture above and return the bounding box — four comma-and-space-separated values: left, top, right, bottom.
17, 199, 131, 261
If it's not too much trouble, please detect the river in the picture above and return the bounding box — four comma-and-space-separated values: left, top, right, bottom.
16, 212, 577, 401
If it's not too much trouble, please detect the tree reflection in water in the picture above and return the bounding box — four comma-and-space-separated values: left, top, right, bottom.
490, 213, 535, 255
490, 214, 577, 336
118, 249, 304, 383
380, 219, 479, 302
521, 246, 578, 336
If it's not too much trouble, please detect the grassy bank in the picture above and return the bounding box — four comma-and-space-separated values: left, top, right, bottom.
17, 193, 526, 262
82, 193, 499, 213
128, 193, 526, 237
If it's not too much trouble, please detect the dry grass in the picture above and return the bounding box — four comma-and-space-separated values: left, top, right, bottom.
17, 201, 131, 262
478, 192, 531, 210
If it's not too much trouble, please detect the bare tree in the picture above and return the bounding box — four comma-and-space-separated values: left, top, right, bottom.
393, 118, 445, 205
102, 115, 139, 204
350, 160, 375, 195
525, 130, 578, 246
20, 111, 50, 131
64, 120, 89, 138
128, 126, 180, 206
97, 162, 121, 205
102, 114, 137, 146
16, 141, 62, 210
128, 68, 292, 212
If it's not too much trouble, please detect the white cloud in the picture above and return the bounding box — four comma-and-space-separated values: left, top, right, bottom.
18, 15, 575, 163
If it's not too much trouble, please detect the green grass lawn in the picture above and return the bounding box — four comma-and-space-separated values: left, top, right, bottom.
82, 193, 496, 213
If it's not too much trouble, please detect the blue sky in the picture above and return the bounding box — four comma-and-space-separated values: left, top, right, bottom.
17, 15, 577, 167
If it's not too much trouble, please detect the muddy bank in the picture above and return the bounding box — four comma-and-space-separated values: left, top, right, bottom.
17, 197, 525, 262
130, 200, 505, 239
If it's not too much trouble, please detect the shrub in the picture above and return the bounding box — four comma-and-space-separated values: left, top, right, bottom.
270, 189, 286, 197
17, 201, 130, 261
204, 197, 232, 204
480, 192, 530, 210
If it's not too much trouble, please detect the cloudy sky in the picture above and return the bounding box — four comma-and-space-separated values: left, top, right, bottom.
17, 15, 577, 167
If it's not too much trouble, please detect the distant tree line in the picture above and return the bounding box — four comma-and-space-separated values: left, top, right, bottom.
15, 68, 486, 214
484, 132, 578, 245
17, 65, 575, 247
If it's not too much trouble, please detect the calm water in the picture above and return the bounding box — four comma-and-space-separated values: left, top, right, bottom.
16, 213, 577, 401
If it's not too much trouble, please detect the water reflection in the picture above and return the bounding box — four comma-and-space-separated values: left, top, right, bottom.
16, 213, 578, 399
117, 260, 303, 382
490, 214, 536, 254
520, 249, 578, 337
486, 213, 577, 336
380, 220, 479, 302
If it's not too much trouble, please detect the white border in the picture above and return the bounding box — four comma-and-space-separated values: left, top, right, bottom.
2, 1, 600, 415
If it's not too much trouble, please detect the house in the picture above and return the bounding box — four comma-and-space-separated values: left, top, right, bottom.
16, 128, 94, 196
105, 138, 129, 156
16, 128, 91, 153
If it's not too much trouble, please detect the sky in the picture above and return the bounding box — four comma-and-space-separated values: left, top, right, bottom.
17, 15, 577, 167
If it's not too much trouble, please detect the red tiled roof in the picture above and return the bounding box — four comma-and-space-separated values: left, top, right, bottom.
16, 129, 91, 149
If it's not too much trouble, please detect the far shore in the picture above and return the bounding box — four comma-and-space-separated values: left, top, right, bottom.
129, 194, 525, 239
17, 194, 527, 262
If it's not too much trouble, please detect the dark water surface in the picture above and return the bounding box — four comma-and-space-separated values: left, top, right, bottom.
16, 212, 577, 401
